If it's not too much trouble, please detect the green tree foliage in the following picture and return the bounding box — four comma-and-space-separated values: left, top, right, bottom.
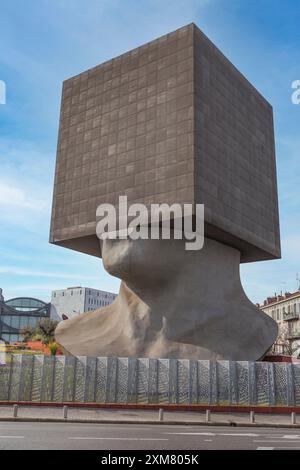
20, 318, 58, 344
20, 325, 35, 342
37, 318, 58, 344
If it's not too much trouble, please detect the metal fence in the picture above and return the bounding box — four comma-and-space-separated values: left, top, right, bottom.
0, 355, 300, 406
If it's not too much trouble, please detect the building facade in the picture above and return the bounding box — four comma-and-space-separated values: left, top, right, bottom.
0, 294, 51, 343
50, 286, 117, 320
260, 290, 300, 355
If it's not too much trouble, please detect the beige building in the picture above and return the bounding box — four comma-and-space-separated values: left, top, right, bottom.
50, 286, 117, 321
260, 290, 300, 355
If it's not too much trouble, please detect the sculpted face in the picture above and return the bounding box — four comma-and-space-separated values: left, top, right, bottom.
101, 237, 186, 288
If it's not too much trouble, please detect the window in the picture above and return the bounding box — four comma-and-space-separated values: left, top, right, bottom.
28, 317, 37, 328
19, 317, 28, 329
11, 316, 19, 329
1, 315, 11, 327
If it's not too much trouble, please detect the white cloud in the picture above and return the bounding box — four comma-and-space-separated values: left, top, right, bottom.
0, 138, 54, 231
0, 181, 46, 210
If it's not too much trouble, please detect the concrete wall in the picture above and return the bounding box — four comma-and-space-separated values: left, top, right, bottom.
50, 24, 195, 254
194, 26, 280, 262
51, 287, 117, 320
51, 288, 86, 320
1, 355, 299, 406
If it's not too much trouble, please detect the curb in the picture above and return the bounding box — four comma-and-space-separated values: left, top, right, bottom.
0, 417, 300, 428
1, 402, 300, 414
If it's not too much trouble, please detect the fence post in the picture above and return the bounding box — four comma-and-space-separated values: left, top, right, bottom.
13, 404, 18, 418
63, 405, 68, 420
291, 412, 296, 425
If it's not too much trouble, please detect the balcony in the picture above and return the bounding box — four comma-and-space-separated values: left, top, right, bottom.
283, 312, 299, 321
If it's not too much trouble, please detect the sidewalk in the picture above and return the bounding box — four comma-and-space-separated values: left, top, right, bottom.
0, 405, 299, 428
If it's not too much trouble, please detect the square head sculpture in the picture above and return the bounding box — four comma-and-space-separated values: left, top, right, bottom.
50, 23, 280, 263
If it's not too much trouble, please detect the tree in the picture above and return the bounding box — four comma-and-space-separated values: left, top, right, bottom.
270, 328, 300, 357
37, 318, 58, 344
20, 318, 58, 344
20, 325, 35, 342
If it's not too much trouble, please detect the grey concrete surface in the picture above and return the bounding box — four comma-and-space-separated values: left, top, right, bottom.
0, 421, 300, 449
56, 237, 277, 360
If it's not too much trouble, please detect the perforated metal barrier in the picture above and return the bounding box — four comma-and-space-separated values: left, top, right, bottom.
0, 355, 299, 406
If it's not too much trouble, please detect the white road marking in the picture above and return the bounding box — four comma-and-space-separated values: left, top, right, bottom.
282, 435, 300, 439
165, 432, 258, 437
254, 440, 300, 443
69, 437, 168, 441
218, 433, 259, 437
164, 432, 215, 436
0, 435, 24, 439
256, 447, 274, 450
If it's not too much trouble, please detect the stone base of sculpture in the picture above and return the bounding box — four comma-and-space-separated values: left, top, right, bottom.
55, 236, 278, 361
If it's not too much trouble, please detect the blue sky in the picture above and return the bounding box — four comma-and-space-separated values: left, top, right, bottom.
0, 0, 299, 303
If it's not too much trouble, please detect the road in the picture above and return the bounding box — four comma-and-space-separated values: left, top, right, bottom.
0, 422, 300, 450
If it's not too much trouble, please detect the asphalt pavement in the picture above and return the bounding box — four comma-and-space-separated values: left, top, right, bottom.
0, 422, 300, 450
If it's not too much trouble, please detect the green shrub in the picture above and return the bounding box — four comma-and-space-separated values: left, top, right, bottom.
48, 342, 58, 356
37, 318, 58, 343
20, 325, 35, 342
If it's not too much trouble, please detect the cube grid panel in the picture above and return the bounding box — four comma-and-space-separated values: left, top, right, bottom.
50, 23, 280, 262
